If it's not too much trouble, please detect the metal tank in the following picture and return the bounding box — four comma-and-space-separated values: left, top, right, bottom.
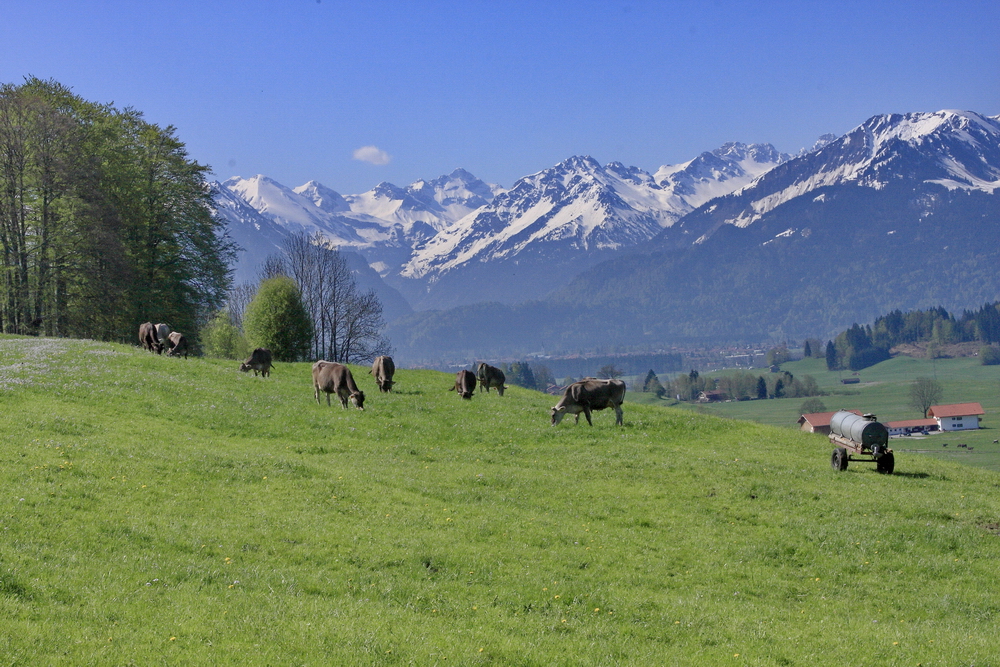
829, 411, 889, 449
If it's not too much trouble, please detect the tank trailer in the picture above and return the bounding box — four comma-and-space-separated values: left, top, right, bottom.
829, 410, 895, 474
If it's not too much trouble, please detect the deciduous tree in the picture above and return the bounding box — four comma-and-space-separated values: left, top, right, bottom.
243, 276, 312, 362
909, 377, 943, 418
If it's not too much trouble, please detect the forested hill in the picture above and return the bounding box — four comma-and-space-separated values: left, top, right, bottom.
826, 302, 1000, 370
0, 78, 233, 342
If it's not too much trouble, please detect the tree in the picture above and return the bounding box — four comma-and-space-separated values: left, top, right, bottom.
981, 346, 1000, 366
642, 369, 666, 397
533, 364, 555, 390
773, 378, 784, 399
506, 361, 537, 389
766, 346, 791, 366
200, 308, 249, 360
756, 376, 768, 400
909, 377, 943, 417
269, 234, 390, 364
825, 341, 838, 370
243, 276, 312, 362
800, 397, 827, 414
803, 340, 812, 358
597, 364, 623, 379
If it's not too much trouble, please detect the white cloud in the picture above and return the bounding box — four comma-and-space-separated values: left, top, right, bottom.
352, 145, 391, 165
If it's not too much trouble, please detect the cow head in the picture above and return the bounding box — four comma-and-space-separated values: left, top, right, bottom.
239, 362, 251, 373
550, 406, 567, 425
350, 390, 366, 410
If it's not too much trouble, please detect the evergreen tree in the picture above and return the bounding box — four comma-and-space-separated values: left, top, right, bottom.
506, 361, 537, 390
773, 378, 784, 399
803, 340, 812, 358
825, 340, 838, 370
642, 369, 665, 397
756, 376, 767, 400
243, 276, 312, 362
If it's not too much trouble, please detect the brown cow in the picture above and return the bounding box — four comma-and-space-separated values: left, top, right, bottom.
550, 379, 626, 426
139, 322, 160, 353
165, 332, 188, 359
476, 362, 506, 396
240, 348, 273, 376
370, 355, 395, 393
449, 369, 477, 399
313, 361, 365, 410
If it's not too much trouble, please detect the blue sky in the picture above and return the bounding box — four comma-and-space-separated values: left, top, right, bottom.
3, 0, 997, 193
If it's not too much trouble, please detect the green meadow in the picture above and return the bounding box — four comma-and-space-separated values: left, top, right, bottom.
3, 337, 1000, 665
662, 356, 1000, 473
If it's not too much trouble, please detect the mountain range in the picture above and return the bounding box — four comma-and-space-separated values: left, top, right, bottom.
214, 109, 1000, 362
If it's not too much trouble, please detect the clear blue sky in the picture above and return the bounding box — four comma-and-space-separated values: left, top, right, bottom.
3, 0, 997, 194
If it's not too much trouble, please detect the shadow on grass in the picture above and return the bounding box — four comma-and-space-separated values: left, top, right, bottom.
892, 471, 937, 479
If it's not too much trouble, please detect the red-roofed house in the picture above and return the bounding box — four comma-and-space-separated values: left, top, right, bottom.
927, 403, 985, 431
797, 410, 862, 435
885, 418, 939, 437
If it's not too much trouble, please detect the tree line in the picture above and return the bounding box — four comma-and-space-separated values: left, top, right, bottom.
826, 302, 1000, 370
0, 78, 233, 341
641, 368, 822, 402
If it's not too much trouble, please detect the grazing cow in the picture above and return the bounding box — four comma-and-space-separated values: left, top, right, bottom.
477, 362, 506, 396
370, 355, 395, 393
139, 322, 160, 353
450, 369, 477, 399
155, 323, 171, 351
240, 348, 273, 376
550, 378, 626, 426
166, 332, 188, 358
313, 361, 365, 410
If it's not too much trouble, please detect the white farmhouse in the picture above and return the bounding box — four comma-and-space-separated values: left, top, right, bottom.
927, 403, 985, 432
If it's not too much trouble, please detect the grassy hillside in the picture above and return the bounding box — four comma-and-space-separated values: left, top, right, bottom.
674, 356, 1000, 472
3, 337, 1000, 665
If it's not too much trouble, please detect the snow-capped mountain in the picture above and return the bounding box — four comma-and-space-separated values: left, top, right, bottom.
394, 145, 787, 308
669, 110, 1000, 244
653, 142, 791, 210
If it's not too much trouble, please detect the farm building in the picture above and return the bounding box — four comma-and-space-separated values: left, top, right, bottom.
927, 403, 985, 432
797, 409, 862, 435
697, 390, 728, 403
885, 418, 939, 437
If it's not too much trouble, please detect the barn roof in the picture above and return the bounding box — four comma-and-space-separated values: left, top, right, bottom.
927, 403, 985, 418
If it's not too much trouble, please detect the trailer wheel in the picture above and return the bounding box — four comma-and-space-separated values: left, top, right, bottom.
831, 448, 848, 471
876, 452, 895, 475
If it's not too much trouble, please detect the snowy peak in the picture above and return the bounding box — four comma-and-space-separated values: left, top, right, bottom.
292, 180, 350, 213
671, 109, 1000, 238
654, 142, 790, 209
401, 156, 695, 280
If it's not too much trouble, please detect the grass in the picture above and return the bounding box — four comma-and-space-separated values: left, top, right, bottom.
3, 337, 1000, 665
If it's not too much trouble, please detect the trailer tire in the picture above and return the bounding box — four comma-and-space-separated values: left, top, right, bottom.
831, 448, 848, 471
876, 452, 895, 475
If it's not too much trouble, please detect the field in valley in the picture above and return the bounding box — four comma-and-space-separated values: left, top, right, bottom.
3, 337, 1000, 665
636, 355, 1000, 473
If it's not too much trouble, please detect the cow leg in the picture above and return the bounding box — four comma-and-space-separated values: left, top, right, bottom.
583, 407, 593, 426
314, 385, 321, 404
614, 404, 623, 426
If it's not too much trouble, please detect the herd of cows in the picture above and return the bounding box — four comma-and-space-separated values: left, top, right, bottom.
137, 324, 626, 425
